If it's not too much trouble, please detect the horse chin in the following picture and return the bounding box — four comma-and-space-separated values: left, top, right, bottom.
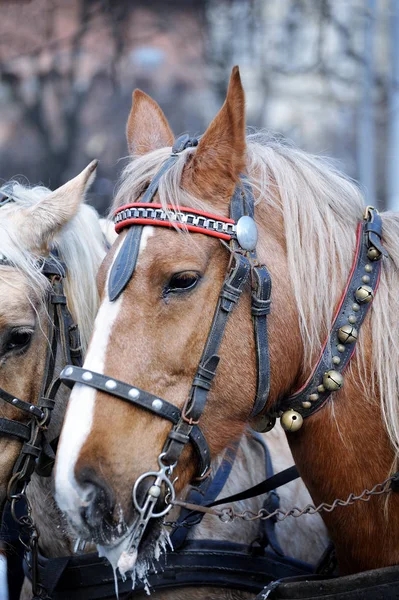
97, 517, 164, 580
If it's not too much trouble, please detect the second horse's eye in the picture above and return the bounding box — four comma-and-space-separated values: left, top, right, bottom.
165, 271, 200, 294
5, 329, 33, 354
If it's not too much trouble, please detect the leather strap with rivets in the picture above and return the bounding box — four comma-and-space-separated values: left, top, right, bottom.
60, 365, 211, 477
278, 207, 387, 426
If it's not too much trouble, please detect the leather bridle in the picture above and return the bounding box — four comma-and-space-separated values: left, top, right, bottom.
59, 134, 387, 558
1, 255, 82, 507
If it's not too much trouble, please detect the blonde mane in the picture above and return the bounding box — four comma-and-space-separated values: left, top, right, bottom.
114, 131, 399, 459
0, 182, 106, 351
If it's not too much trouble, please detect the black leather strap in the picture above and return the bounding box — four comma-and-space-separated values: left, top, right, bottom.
60, 365, 211, 476
251, 264, 272, 417
0, 418, 31, 442
207, 464, 299, 509
279, 209, 385, 419
26, 540, 313, 599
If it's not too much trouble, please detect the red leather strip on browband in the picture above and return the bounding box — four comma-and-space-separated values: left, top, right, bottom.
114, 202, 235, 224
114, 203, 235, 240
115, 218, 233, 240
290, 222, 363, 397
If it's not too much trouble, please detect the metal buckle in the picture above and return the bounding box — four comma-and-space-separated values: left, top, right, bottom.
363, 205, 377, 221
181, 397, 200, 425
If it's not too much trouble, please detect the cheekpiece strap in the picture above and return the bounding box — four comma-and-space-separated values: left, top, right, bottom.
280, 208, 387, 421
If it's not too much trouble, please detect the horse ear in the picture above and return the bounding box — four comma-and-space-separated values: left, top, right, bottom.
183, 66, 246, 202
126, 89, 174, 156
16, 160, 98, 252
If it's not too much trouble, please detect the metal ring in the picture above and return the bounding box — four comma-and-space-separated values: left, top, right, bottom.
132, 471, 176, 518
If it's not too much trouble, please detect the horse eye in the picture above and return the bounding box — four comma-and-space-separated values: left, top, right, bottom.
165, 272, 200, 294
5, 329, 33, 354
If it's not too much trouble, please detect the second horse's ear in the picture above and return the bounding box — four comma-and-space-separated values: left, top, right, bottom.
182, 66, 246, 205
126, 89, 174, 156
15, 161, 98, 253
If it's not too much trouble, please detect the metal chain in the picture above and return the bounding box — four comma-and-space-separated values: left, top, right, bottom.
167, 474, 394, 528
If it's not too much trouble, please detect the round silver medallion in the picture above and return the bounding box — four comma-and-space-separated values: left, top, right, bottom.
236, 216, 258, 251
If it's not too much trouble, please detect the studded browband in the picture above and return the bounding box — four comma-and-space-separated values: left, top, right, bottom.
274, 206, 388, 432
60, 134, 273, 478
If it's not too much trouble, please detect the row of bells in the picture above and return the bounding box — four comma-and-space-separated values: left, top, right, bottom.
280, 281, 375, 432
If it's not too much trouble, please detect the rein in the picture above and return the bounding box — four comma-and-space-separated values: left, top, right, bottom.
0, 248, 82, 600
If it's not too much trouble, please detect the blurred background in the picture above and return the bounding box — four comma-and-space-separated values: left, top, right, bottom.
0, 0, 398, 214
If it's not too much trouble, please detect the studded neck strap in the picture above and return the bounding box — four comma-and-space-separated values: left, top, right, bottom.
277, 207, 387, 430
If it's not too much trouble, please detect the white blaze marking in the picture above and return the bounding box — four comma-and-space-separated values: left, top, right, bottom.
55, 227, 154, 515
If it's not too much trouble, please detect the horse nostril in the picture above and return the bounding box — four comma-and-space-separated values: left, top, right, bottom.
76, 468, 115, 529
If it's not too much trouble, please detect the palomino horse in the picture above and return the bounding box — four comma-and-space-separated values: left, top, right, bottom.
0, 165, 106, 596
0, 168, 326, 600
55, 66, 398, 593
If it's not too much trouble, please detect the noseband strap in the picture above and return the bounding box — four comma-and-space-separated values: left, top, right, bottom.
60, 134, 273, 478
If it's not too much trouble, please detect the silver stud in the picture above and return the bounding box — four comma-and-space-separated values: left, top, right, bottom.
151, 399, 163, 411
317, 384, 325, 393
12, 398, 18, 404
337, 344, 345, 352
352, 303, 360, 312
64, 367, 73, 376
365, 264, 373, 273
362, 275, 370, 284
30, 405, 35, 412
302, 401, 312, 408
309, 393, 319, 401
332, 356, 341, 365
82, 371, 93, 381
128, 388, 140, 399
348, 315, 357, 324
105, 379, 117, 390
236, 216, 258, 251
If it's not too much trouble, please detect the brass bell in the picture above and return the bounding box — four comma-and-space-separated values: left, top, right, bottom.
337, 324, 358, 344
251, 413, 276, 433
355, 285, 374, 304
323, 370, 344, 391
281, 409, 303, 432
367, 246, 381, 261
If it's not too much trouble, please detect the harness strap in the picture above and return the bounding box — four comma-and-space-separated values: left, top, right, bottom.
26, 540, 314, 599
0, 418, 31, 442
251, 264, 272, 417
278, 209, 385, 420
60, 365, 211, 477
207, 464, 299, 508
170, 440, 240, 549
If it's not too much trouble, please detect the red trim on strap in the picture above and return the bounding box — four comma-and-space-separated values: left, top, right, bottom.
290, 223, 363, 397
114, 202, 235, 225
115, 218, 233, 241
